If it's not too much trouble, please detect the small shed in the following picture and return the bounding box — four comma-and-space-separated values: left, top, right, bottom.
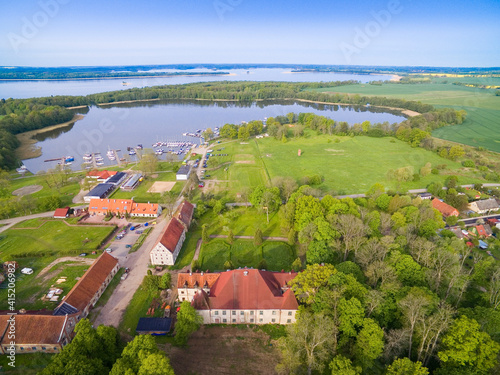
136, 317, 172, 335
54, 207, 70, 219
176, 165, 191, 181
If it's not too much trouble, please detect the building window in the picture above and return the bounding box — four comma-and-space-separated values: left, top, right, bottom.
240, 311, 244, 315
232, 319, 236, 323
288, 311, 292, 316
232, 311, 236, 315
180, 291, 184, 294
272, 311, 276, 315
32, 347, 37, 350
222, 311, 226, 315
259, 311, 263, 315
287, 319, 292, 323
20, 347, 24, 351
272, 319, 276, 323
250, 319, 254, 323
223, 319, 227, 323
250, 311, 254, 315
42, 347, 46, 350
53, 347, 57, 350
259, 318, 263, 323
215, 311, 219, 315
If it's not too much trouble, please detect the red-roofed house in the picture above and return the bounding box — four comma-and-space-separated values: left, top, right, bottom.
177, 272, 220, 302
149, 200, 194, 266
182, 269, 299, 325
432, 199, 459, 218
88, 198, 161, 217
150, 218, 186, 265
54, 252, 119, 319
86, 170, 117, 182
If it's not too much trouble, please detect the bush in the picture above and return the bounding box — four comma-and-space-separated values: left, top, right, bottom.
431, 168, 439, 175
462, 160, 476, 168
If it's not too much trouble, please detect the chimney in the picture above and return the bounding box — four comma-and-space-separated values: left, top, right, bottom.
189, 271, 192, 276
243, 271, 248, 276
201, 271, 204, 276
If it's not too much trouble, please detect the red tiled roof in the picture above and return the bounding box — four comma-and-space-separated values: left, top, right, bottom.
87, 170, 117, 180
176, 201, 194, 228
177, 273, 220, 289
53, 208, 69, 218
61, 252, 118, 312
205, 269, 298, 310
88, 199, 159, 215
432, 199, 459, 217
0, 314, 68, 345
156, 218, 185, 252
476, 225, 487, 236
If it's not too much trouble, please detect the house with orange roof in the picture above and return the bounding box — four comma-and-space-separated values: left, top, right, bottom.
86, 170, 117, 182
177, 271, 220, 302
54, 252, 119, 319
432, 198, 459, 218
149, 201, 193, 265
0, 313, 78, 354
88, 198, 161, 217
183, 269, 299, 325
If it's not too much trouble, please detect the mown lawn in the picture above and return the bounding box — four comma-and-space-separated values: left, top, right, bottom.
108, 171, 177, 202
199, 239, 295, 272
0, 353, 54, 375
0, 220, 115, 259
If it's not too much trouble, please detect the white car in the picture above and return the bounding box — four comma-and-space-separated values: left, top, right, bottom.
106, 248, 113, 253
21, 268, 33, 275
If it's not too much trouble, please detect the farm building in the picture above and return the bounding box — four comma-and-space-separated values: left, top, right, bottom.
53, 252, 119, 320
469, 198, 500, 214
432, 198, 459, 218
53, 207, 70, 219
149, 201, 194, 265
120, 173, 142, 191
0, 313, 78, 355
136, 318, 172, 335
176, 165, 191, 180
184, 269, 299, 325
418, 192, 433, 200
84, 183, 115, 203
88, 199, 161, 217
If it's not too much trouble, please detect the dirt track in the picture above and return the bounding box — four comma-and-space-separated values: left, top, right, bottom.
36, 256, 94, 279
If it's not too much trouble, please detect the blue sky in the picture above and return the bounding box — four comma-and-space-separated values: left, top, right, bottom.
0, 0, 499, 67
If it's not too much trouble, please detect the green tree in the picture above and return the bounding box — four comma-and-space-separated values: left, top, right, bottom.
290, 263, 337, 305
138, 153, 158, 177
291, 257, 303, 271
202, 127, 214, 140
159, 273, 171, 289
353, 318, 384, 370
329, 355, 362, 375
238, 126, 250, 140
174, 301, 203, 346
438, 316, 500, 373
277, 310, 337, 375
386, 358, 429, 375
254, 228, 263, 246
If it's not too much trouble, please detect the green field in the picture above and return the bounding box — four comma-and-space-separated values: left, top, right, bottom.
199, 239, 295, 271
0, 353, 53, 375
309, 81, 500, 152
210, 135, 484, 196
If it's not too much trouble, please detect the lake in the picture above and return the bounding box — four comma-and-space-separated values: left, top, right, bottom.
0, 68, 393, 99
22, 99, 406, 173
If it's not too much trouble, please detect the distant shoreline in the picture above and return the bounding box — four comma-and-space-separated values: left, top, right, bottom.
0, 73, 231, 82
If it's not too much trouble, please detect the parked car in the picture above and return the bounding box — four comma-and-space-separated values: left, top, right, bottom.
136, 230, 143, 234
105, 248, 113, 253
79, 253, 87, 257
121, 273, 128, 281
198, 182, 205, 188
21, 268, 33, 275
130, 226, 135, 231
125, 244, 132, 248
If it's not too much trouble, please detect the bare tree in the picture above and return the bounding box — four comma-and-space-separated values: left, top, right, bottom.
333, 214, 368, 261
384, 328, 411, 362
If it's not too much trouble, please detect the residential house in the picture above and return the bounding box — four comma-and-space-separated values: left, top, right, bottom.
177, 272, 221, 302
53, 252, 119, 319
184, 269, 299, 325
149, 201, 194, 266
88, 198, 161, 217
432, 199, 459, 217
418, 192, 433, 200
0, 313, 78, 354
469, 198, 500, 214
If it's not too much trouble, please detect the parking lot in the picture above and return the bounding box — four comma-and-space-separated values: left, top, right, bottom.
105, 223, 149, 263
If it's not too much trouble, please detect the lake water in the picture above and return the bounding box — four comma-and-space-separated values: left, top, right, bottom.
22, 99, 406, 173
0, 68, 393, 99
